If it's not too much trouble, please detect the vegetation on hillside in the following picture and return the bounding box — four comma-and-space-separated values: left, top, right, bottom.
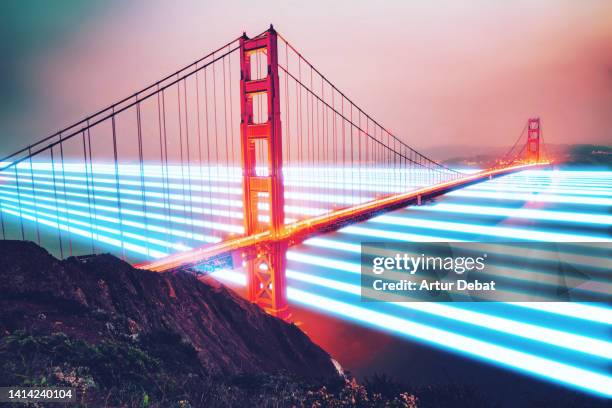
0, 330, 418, 407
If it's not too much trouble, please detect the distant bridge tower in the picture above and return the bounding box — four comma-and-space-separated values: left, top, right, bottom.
239, 26, 289, 319
526, 118, 540, 163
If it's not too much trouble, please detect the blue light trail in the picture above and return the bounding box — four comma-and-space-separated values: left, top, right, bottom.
0, 164, 610, 397
222, 169, 611, 398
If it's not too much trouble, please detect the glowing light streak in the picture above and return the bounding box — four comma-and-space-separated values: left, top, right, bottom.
372, 215, 612, 242
284, 269, 612, 359
448, 189, 612, 206
286, 288, 612, 398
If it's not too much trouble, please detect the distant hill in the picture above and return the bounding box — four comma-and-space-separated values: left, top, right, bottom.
561, 144, 612, 167
430, 144, 612, 168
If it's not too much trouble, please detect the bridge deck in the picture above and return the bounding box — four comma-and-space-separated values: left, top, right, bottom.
138, 163, 546, 272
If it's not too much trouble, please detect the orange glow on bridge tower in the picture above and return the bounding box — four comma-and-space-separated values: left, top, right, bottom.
239, 26, 289, 319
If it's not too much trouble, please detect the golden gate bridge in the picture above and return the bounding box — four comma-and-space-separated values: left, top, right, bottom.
0, 25, 545, 317
5, 26, 610, 399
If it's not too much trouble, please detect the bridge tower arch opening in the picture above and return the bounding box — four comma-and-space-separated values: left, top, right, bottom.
239, 26, 289, 319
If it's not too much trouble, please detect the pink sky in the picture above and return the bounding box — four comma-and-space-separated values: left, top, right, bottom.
23, 1, 612, 152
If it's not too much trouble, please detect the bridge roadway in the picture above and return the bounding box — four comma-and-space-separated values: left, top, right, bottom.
138, 163, 545, 272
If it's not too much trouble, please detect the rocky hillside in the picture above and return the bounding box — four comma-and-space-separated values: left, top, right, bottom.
0, 241, 422, 407
0, 240, 338, 379
0, 241, 370, 407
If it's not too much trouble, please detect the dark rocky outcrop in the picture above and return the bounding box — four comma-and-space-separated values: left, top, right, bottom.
0, 240, 338, 380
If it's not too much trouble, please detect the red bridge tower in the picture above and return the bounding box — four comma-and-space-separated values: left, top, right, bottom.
526, 118, 540, 163
239, 26, 289, 319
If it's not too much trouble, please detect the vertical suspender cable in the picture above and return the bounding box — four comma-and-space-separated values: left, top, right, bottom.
212, 51, 220, 235
228, 46, 236, 194
50, 148, 63, 258
136, 101, 150, 258
204, 67, 215, 239
86, 125, 99, 247
157, 88, 170, 254
58, 136, 72, 256
222, 53, 231, 224
27, 147, 41, 245
0, 184, 4, 239
284, 41, 290, 167
13, 166, 25, 240
195, 68, 206, 233
177, 77, 188, 220
81, 130, 95, 254
183, 78, 195, 242
161, 90, 173, 246
111, 115, 125, 260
